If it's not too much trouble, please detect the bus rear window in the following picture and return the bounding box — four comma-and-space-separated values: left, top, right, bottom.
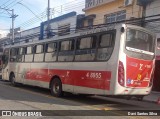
126, 29, 154, 53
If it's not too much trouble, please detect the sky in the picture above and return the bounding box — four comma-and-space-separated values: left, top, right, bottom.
0, 0, 85, 37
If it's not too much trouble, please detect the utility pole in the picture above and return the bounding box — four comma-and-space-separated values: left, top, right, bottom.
12, 9, 15, 43
141, 5, 146, 27
0, 7, 18, 43
47, 0, 51, 38
47, 0, 50, 23
11, 9, 18, 43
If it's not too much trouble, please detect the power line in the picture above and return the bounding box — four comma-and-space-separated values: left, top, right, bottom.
0, 15, 10, 18
0, 0, 12, 7
7, 0, 160, 31
17, 1, 84, 29
0, 0, 18, 14
17, 2, 43, 21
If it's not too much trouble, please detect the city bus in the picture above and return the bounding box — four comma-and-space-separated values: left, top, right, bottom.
1, 24, 156, 100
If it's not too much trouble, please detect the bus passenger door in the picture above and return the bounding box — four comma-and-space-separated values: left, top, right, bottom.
2, 49, 9, 81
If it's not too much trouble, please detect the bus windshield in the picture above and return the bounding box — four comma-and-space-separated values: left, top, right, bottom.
126, 29, 155, 55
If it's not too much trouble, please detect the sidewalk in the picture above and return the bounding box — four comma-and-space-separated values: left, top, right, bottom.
143, 91, 160, 103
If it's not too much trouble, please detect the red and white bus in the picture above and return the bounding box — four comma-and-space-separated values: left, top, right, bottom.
1, 24, 156, 99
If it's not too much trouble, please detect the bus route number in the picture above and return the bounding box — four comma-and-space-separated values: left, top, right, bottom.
86, 72, 102, 79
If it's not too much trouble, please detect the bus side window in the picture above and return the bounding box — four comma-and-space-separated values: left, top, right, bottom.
10, 48, 17, 62
157, 38, 160, 49
2, 49, 9, 69
58, 39, 74, 62
17, 47, 25, 62
97, 33, 114, 61
45, 42, 57, 62
25, 46, 33, 62
75, 36, 96, 61
34, 44, 44, 62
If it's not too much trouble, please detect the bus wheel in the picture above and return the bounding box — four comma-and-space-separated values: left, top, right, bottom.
10, 74, 16, 86
50, 78, 63, 97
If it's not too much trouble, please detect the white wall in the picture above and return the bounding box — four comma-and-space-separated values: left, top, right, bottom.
21, 27, 40, 37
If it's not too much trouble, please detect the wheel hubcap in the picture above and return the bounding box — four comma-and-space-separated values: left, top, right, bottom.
12, 77, 15, 84
53, 83, 59, 94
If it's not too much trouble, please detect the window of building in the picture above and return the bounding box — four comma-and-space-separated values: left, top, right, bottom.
58, 24, 70, 36
88, 19, 93, 27
105, 10, 126, 24
117, 10, 126, 21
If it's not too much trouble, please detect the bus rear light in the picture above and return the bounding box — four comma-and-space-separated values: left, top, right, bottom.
118, 61, 125, 86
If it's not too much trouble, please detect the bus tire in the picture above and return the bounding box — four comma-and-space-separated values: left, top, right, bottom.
10, 73, 17, 86
50, 78, 63, 97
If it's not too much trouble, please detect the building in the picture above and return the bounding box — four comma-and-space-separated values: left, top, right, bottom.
81, 0, 146, 27
0, 27, 40, 46
40, 12, 78, 40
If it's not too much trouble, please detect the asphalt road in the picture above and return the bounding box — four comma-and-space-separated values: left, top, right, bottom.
0, 80, 159, 119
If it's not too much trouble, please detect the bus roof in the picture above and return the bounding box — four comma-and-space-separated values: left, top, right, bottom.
3, 23, 155, 49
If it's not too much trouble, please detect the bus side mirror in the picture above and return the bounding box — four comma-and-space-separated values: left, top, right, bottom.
121, 27, 125, 33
